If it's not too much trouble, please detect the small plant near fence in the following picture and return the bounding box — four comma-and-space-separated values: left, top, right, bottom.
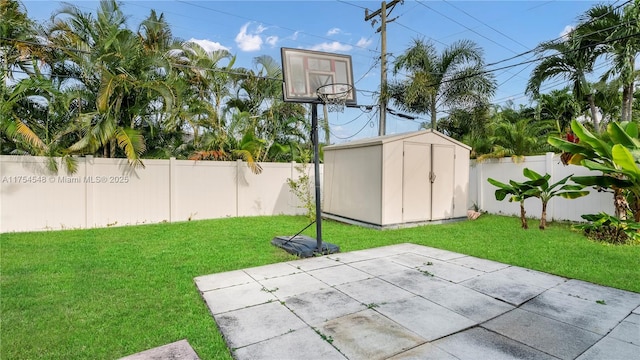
575, 213, 640, 245
287, 151, 315, 222
488, 168, 588, 230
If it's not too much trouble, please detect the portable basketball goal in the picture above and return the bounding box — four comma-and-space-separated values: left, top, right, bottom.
271, 48, 357, 257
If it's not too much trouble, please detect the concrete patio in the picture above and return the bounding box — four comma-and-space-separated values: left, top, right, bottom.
194, 243, 640, 360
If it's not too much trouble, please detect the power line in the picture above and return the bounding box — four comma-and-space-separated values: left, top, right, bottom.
416, 0, 521, 56
442, 0, 530, 50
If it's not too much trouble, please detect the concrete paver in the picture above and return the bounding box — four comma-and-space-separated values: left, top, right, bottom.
118, 339, 200, 360
482, 308, 602, 360
201, 281, 276, 314
334, 277, 414, 305
374, 295, 476, 341
191, 243, 639, 360
521, 289, 633, 335
243, 262, 301, 280
379, 269, 452, 296
575, 336, 640, 360
430, 327, 557, 360
420, 283, 515, 323
194, 270, 253, 292
347, 257, 413, 276
286, 255, 341, 271
448, 255, 511, 272
319, 309, 425, 360
551, 279, 640, 310
386, 343, 459, 360
233, 327, 346, 360
258, 271, 328, 298
415, 258, 484, 283
308, 264, 372, 286
607, 316, 640, 345
284, 288, 365, 326
461, 267, 564, 306
213, 301, 307, 349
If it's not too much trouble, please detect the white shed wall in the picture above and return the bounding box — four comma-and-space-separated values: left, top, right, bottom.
323, 145, 383, 224
454, 145, 471, 218
381, 139, 405, 225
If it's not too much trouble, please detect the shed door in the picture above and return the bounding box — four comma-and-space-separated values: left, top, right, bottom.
431, 145, 455, 220
402, 142, 431, 222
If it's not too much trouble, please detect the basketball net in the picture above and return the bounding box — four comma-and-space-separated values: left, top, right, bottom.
317, 83, 353, 113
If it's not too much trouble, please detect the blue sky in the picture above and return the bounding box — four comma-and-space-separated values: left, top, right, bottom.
21, 0, 614, 142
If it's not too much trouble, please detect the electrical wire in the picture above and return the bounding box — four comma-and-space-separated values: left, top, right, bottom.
442, 0, 530, 50
416, 0, 522, 56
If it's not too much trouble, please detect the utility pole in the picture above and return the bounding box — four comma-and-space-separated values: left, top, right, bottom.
365, 0, 402, 136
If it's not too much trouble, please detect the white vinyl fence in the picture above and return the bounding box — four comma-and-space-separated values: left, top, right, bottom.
469, 153, 614, 222
0, 155, 314, 233
1, 153, 618, 233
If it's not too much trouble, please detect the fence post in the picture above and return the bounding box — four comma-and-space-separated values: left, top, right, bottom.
169, 157, 176, 223
85, 155, 94, 229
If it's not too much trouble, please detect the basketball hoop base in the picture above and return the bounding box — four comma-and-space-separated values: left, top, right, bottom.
271, 235, 340, 258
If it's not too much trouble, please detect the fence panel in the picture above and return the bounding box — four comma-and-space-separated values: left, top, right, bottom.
2, 152, 619, 233
0, 155, 309, 233
470, 153, 614, 222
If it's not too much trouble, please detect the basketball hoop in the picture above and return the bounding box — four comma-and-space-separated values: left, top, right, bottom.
317, 83, 354, 113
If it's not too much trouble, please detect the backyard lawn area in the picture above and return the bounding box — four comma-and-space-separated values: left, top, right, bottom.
1, 214, 639, 360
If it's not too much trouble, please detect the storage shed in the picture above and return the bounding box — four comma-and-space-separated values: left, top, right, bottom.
323, 129, 471, 229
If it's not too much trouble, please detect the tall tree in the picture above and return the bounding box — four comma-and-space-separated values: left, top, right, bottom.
389, 38, 496, 130
45, 0, 173, 165
575, 2, 640, 122
535, 88, 579, 133
527, 34, 602, 132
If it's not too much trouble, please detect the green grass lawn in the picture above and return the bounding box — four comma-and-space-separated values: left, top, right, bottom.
1, 214, 639, 359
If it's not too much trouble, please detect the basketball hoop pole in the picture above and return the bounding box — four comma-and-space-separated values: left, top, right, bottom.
311, 103, 323, 251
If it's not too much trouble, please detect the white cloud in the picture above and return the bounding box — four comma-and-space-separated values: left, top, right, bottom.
290, 31, 300, 41
256, 24, 268, 34
235, 22, 264, 52
327, 27, 341, 36
310, 41, 353, 52
560, 25, 574, 40
187, 38, 229, 52
356, 37, 373, 48
266, 36, 279, 47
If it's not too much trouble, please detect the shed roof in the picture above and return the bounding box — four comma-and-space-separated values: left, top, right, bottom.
324, 129, 472, 151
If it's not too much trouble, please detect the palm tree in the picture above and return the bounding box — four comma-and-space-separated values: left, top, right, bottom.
45, 0, 174, 165
536, 88, 579, 133
575, 2, 640, 122
478, 103, 554, 162
168, 41, 234, 148
389, 38, 496, 130
527, 34, 602, 132
0, 0, 46, 80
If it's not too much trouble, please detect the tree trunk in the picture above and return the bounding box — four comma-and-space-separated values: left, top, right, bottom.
587, 94, 599, 133
520, 201, 528, 229
632, 195, 640, 223
323, 104, 330, 145
430, 100, 437, 130
539, 201, 547, 230
621, 83, 630, 122
623, 81, 634, 122
614, 187, 628, 220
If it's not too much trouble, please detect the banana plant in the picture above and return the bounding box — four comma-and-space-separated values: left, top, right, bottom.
487, 176, 544, 229
548, 119, 640, 220
521, 168, 589, 229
